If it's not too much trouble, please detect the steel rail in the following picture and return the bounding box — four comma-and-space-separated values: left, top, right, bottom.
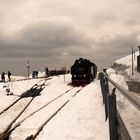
0, 79, 44, 116
0, 79, 49, 140
25, 87, 83, 140
103, 73, 140, 111
26, 100, 69, 140
0, 88, 75, 140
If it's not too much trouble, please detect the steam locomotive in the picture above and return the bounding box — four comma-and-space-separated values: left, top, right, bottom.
71, 58, 97, 85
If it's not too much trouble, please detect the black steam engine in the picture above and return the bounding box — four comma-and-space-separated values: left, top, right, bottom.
71, 58, 97, 85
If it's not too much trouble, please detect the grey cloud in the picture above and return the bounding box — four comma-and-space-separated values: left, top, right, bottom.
1, 0, 140, 75
0, 0, 26, 5
93, 12, 118, 27
130, 0, 140, 4
125, 19, 140, 26
92, 32, 140, 70
91, 0, 140, 28
89, 33, 140, 71
0, 19, 93, 58
20, 20, 93, 47
95, 33, 139, 54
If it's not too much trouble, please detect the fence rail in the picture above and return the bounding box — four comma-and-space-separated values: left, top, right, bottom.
104, 73, 140, 111
98, 72, 140, 140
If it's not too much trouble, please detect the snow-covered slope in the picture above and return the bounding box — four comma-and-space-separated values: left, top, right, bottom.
110, 51, 140, 81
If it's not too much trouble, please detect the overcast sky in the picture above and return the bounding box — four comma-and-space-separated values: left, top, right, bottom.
0, 0, 140, 76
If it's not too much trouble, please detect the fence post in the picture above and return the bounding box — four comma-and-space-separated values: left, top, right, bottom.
108, 88, 119, 140
98, 72, 105, 103
103, 76, 109, 121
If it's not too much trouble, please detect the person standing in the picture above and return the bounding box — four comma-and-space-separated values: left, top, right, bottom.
1, 72, 5, 82
8, 71, 11, 81
35, 71, 38, 78
32, 71, 36, 79
45, 67, 49, 77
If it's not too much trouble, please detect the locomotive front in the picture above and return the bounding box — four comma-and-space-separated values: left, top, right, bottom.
71, 58, 97, 86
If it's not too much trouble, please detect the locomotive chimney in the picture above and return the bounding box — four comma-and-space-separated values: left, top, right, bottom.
137, 46, 140, 72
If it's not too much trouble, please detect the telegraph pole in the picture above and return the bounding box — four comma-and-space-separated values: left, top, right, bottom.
137, 46, 140, 72
132, 46, 134, 76
62, 66, 66, 82
27, 60, 30, 78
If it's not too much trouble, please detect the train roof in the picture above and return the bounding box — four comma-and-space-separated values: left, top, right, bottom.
72, 58, 96, 66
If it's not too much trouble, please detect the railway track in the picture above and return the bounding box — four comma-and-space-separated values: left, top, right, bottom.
0, 79, 50, 140
25, 87, 84, 140
0, 86, 84, 140
0, 78, 50, 115
25, 101, 69, 140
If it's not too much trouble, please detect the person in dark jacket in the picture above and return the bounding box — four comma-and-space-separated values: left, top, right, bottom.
32, 71, 36, 79
8, 71, 11, 81
35, 71, 38, 78
45, 67, 49, 77
1, 72, 5, 82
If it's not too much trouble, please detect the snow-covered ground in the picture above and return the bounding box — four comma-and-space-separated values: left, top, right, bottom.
0, 74, 109, 140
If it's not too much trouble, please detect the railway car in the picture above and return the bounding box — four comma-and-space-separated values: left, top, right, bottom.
48, 69, 67, 76
71, 58, 97, 85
